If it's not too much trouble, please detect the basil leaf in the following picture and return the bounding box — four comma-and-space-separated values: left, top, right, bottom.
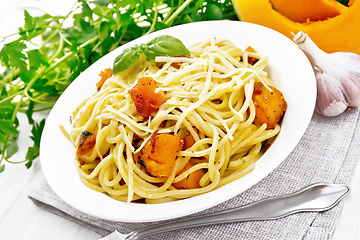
113, 46, 140, 74
113, 35, 190, 74
144, 35, 190, 61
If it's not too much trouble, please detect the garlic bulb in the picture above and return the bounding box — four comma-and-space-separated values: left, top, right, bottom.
293, 31, 360, 117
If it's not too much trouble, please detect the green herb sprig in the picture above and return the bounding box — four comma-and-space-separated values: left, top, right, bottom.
0, 0, 238, 172
113, 35, 190, 73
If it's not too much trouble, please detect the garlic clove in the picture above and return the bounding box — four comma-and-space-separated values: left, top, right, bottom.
314, 68, 348, 117
293, 31, 360, 117
339, 70, 360, 107
332, 51, 360, 107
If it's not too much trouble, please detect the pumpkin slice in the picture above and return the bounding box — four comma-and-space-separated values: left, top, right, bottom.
140, 133, 182, 177
270, 0, 347, 23
232, 0, 360, 54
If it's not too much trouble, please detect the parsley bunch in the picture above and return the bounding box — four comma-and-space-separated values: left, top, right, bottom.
0, 0, 238, 172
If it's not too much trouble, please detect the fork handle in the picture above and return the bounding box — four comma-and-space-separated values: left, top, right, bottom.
126, 183, 349, 240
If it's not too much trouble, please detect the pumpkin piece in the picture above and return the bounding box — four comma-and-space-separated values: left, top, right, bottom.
172, 162, 205, 189
182, 128, 199, 150
129, 77, 166, 118
245, 46, 259, 65
270, 0, 347, 23
77, 131, 96, 158
96, 68, 113, 91
140, 133, 182, 177
232, 0, 360, 54
252, 82, 287, 130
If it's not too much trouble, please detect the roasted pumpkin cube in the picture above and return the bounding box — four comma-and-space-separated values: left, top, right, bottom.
129, 77, 165, 118
140, 133, 182, 177
77, 131, 96, 158
252, 82, 287, 129
172, 162, 205, 189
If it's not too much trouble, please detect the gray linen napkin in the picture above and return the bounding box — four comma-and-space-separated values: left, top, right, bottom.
29, 108, 360, 240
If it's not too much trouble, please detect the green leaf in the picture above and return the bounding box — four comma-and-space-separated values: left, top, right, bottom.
101, 36, 114, 55
206, 4, 222, 20
19, 10, 46, 41
0, 40, 27, 72
0, 164, 5, 173
5, 136, 19, 159
33, 13, 53, 27
115, 0, 138, 8
99, 21, 111, 41
113, 46, 140, 74
24, 10, 35, 30
0, 101, 15, 120
31, 77, 57, 96
69, 56, 80, 73
113, 35, 190, 74
30, 118, 45, 147
24, 118, 45, 169
95, 0, 110, 5
25, 145, 38, 162
79, 0, 93, 19
78, 19, 97, 43
70, 40, 78, 53
25, 101, 35, 124
143, 35, 190, 60
19, 68, 37, 83
0, 120, 19, 137
25, 159, 33, 169
0, 120, 18, 157
27, 49, 49, 69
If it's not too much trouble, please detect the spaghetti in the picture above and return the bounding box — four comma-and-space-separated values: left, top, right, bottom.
67, 37, 286, 203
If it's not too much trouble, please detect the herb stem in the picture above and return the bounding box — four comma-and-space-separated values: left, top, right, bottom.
45, 35, 99, 74
24, 91, 53, 106
49, 35, 65, 63
58, 30, 72, 46
40, 29, 59, 49
2, 68, 21, 84
164, 0, 193, 25
0, 90, 24, 105
4, 158, 27, 164
146, 2, 158, 35
31, 105, 53, 112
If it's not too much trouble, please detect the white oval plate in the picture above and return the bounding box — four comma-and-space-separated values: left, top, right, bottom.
40, 20, 316, 222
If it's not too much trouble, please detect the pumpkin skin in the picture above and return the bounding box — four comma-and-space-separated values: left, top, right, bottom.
232, 0, 360, 54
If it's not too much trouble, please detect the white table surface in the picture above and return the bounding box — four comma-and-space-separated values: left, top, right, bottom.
1, 1, 360, 239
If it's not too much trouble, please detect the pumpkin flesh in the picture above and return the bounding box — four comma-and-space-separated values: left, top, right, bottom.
232, 0, 360, 54
270, 0, 346, 23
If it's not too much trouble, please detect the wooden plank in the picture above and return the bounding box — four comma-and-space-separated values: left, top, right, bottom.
0, 168, 101, 240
